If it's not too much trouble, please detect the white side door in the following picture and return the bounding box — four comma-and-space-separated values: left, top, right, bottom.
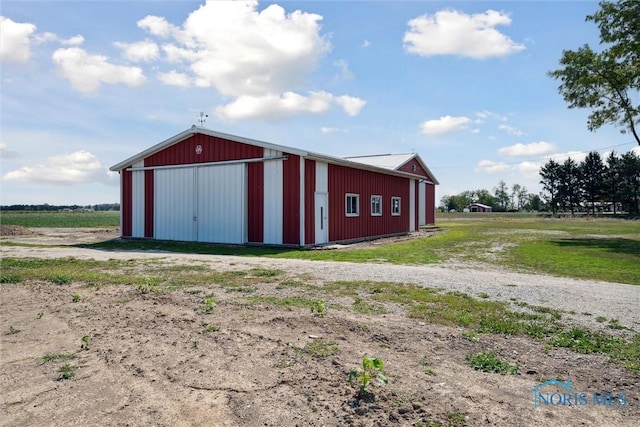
314, 192, 328, 244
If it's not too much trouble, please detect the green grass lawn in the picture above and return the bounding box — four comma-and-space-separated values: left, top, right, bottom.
0, 210, 119, 228
3, 210, 638, 285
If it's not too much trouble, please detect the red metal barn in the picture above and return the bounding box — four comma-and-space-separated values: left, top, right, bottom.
110, 127, 439, 247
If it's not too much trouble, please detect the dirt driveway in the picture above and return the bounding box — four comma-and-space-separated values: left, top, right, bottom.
1, 228, 638, 426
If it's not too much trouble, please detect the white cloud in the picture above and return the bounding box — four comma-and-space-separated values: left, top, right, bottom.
52, 47, 146, 93
0, 143, 19, 159
332, 59, 353, 82
0, 16, 36, 63
216, 91, 333, 120
517, 161, 542, 180
321, 127, 347, 134
1, 151, 112, 185
335, 95, 366, 116
475, 159, 511, 173
137, 15, 178, 39
403, 9, 525, 59
115, 39, 159, 62
362, 40, 371, 48
158, 70, 191, 87
499, 141, 555, 157
498, 124, 524, 136
547, 150, 588, 164
421, 115, 471, 136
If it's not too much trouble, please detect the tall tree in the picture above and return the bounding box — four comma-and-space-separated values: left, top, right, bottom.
548, 0, 640, 146
539, 159, 562, 214
580, 151, 606, 214
604, 151, 622, 214
619, 151, 640, 214
493, 180, 509, 211
559, 158, 581, 214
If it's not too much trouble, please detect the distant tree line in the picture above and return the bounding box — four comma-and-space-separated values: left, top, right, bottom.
539, 150, 640, 215
440, 181, 542, 213
1, 203, 120, 211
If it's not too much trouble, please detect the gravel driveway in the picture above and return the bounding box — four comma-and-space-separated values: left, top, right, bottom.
3, 243, 639, 333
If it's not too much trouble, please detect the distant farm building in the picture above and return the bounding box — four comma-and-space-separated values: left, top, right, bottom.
110, 127, 439, 246
467, 203, 492, 213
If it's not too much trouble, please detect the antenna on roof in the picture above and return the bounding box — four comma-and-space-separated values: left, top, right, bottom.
197, 112, 208, 127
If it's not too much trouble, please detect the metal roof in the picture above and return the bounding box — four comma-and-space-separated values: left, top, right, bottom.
110, 127, 439, 184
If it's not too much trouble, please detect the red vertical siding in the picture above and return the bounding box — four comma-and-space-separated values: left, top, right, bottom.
144, 170, 154, 238
328, 164, 410, 242
304, 159, 316, 245
397, 158, 428, 178
282, 154, 300, 245
426, 183, 435, 224
414, 180, 419, 231
248, 162, 264, 243
121, 170, 132, 237
145, 134, 263, 166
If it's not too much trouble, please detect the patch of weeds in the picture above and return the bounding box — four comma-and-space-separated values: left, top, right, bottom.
200, 296, 216, 313
138, 277, 158, 294
466, 352, 520, 375
42, 352, 76, 364
185, 289, 203, 295
192, 340, 200, 348
80, 335, 90, 350
595, 316, 607, 323
348, 356, 388, 398
37, 312, 44, 319
352, 297, 387, 315
549, 327, 622, 354
0, 273, 21, 283
8, 326, 20, 335
311, 299, 326, 316
582, 312, 592, 316
477, 292, 490, 299
72, 294, 81, 303
47, 275, 71, 285
607, 319, 626, 330
304, 338, 340, 358
276, 279, 305, 289
420, 356, 436, 375
203, 325, 220, 333
58, 363, 76, 380
224, 285, 257, 293
462, 330, 479, 343
249, 268, 282, 278
609, 335, 640, 375
446, 412, 467, 427
529, 305, 562, 320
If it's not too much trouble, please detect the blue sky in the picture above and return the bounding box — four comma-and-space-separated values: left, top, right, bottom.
2, 0, 638, 206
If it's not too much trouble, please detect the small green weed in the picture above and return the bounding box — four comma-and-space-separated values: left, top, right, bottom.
42, 352, 76, 364
203, 325, 220, 333
8, 326, 20, 335
138, 278, 158, 294
304, 338, 340, 358
466, 352, 520, 375
311, 299, 326, 316
58, 363, 76, 380
72, 294, 81, 303
446, 411, 467, 427
200, 296, 216, 313
192, 340, 199, 348
80, 335, 90, 350
348, 356, 388, 398
37, 312, 44, 319
352, 297, 387, 315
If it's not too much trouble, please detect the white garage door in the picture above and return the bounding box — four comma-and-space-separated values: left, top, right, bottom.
154, 164, 246, 243
196, 164, 246, 244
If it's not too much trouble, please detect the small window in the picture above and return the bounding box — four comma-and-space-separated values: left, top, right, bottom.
346, 193, 359, 216
371, 195, 382, 216
391, 197, 401, 216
